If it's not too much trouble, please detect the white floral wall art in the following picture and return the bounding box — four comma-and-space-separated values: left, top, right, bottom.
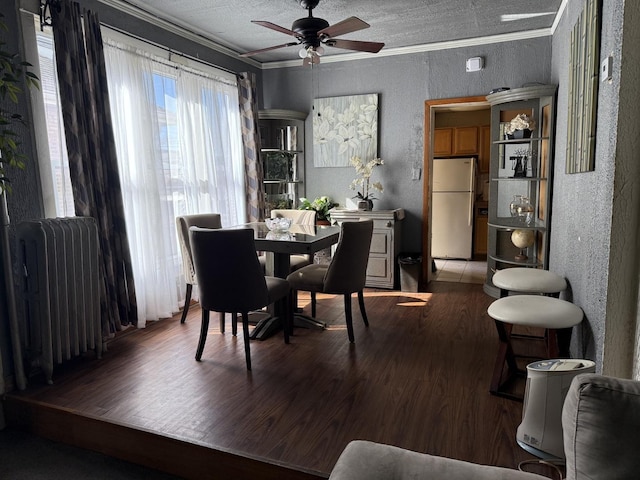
313, 93, 379, 167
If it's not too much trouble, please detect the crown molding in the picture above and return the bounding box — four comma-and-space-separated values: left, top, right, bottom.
550, 0, 570, 34
262, 28, 552, 69
98, 0, 260, 69
97, 0, 556, 71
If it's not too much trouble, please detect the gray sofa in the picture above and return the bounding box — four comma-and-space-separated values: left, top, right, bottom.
329, 374, 640, 480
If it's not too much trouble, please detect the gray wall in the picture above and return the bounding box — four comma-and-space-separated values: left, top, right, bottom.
550, 0, 640, 375
262, 38, 552, 252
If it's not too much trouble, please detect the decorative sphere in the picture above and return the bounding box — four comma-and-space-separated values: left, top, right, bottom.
511, 229, 535, 249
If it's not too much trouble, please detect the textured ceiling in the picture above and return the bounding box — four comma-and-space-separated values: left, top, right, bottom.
110, 0, 564, 64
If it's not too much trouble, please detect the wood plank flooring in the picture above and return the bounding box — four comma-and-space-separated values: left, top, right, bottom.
5, 282, 540, 479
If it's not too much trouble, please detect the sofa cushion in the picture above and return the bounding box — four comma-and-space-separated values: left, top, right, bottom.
329, 440, 544, 480
562, 373, 640, 480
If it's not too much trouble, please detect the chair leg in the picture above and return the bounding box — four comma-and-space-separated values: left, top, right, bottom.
311, 291, 317, 318
180, 283, 193, 324
241, 312, 251, 370
232, 313, 238, 336
344, 294, 355, 343
357, 290, 369, 327
195, 308, 210, 361
219, 312, 226, 333
289, 290, 296, 335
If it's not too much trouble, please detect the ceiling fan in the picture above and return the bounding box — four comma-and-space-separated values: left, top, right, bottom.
240, 0, 385, 65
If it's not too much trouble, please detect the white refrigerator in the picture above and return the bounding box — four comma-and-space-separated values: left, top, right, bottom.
431, 157, 475, 259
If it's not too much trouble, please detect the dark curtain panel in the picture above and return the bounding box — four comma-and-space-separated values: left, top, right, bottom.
51, 0, 137, 336
237, 72, 265, 222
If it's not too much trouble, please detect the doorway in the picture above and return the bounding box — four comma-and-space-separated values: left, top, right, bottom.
422, 96, 490, 285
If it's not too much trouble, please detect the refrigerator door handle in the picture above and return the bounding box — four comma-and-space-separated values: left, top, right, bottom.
468, 195, 473, 226
469, 160, 476, 193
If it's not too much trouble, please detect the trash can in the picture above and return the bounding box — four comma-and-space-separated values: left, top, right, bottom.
398, 253, 422, 292
517, 359, 596, 460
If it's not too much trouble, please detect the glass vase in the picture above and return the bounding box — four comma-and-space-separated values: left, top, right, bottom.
509, 195, 524, 217
516, 196, 534, 225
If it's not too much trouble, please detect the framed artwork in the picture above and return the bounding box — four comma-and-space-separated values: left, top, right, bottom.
566, 0, 600, 173
313, 93, 378, 167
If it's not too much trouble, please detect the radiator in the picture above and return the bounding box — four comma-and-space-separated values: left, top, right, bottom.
17, 217, 102, 384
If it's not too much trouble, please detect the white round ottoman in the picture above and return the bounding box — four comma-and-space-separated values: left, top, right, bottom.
487, 295, 583, 400
492, 268, 567, 297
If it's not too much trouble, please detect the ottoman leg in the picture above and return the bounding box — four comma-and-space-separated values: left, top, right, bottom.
490, 321, 521, 398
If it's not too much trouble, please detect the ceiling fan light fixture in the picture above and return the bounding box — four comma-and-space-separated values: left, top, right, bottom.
242, 0, 384, 64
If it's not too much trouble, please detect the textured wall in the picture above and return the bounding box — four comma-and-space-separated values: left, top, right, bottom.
550, 0, 640, 375
263, 39, 552, 252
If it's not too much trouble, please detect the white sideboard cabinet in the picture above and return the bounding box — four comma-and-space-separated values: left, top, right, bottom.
329, 209, 405, 289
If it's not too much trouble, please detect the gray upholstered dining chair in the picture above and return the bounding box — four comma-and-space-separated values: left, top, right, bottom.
286, 220, 374, 342
176, 214, 223, 325
189, 226, 292, 370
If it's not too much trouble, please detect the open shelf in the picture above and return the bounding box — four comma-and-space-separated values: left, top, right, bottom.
483, 85, 557, 298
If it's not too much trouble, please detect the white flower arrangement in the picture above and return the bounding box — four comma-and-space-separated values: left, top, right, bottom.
349, 156, 384, 200
506, 114, 536, 135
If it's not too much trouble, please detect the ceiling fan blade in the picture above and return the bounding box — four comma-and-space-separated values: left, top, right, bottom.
328, 38, 385, 54
317, 16, 369, 39
251, 20, 297, 37
240, 42, 299, 57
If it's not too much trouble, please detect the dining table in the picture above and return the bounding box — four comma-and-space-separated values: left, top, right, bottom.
228, 222, 341, 339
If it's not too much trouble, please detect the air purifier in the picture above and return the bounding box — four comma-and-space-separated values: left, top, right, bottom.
516, 359, 596, 460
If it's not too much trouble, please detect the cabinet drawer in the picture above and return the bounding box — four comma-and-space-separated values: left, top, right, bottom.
366, 256, 390, 279
371, 219, 394, 229
370, 230, 390, 255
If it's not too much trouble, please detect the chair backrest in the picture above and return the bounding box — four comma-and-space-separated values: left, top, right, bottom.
189, 227, 269, 313
271, 209, 316, 225
323, 220, 374, 294
176, 214, 222, 284
562, 373, 640, 480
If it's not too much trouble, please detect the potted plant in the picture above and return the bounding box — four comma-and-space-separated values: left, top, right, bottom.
0, 13, 39, 192
298, 196, 339, 224
349, 156, 384, 211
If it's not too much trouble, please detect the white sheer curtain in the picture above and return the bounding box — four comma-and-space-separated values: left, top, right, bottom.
103, 40, 246, 326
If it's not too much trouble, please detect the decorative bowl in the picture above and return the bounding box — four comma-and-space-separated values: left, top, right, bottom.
265, 217, 292, 232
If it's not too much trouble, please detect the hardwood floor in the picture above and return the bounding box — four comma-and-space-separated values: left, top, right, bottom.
4, 282, 540, 479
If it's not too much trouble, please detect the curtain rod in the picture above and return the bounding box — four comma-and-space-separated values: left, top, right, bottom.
37, 0, 242, 79
101, 23, 242, 79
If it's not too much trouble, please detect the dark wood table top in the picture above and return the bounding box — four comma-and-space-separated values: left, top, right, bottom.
230, 222, 340, 255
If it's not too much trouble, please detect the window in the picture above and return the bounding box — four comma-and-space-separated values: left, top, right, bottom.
35, 28, 74, 217
34, 23, 246, 324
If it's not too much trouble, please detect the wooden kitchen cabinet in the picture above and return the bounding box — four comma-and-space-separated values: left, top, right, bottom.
329, 209, 405, 289
453, 126, 479, 155
433, 128, 453, 156
434, 126, 479, 157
